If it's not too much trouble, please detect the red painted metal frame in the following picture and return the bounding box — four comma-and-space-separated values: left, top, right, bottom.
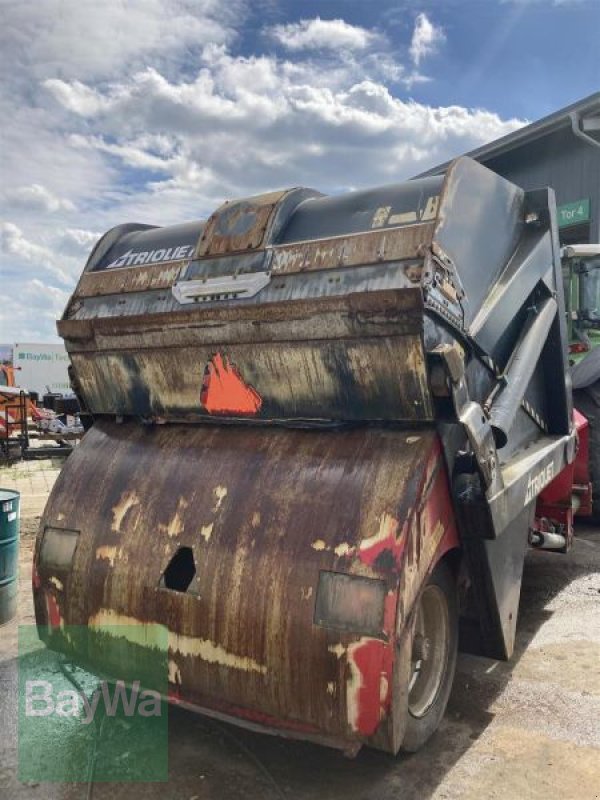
535, 410, 592, 549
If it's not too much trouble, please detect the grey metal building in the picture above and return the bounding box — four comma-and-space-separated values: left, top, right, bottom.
417, 92, 600, 245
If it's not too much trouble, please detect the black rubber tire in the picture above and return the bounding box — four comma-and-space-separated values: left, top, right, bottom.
401, 561, 458, 753
574, 382, 600, 520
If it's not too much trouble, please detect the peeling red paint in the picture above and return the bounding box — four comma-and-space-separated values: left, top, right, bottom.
358, 513, 407, 570
423, 443, 460, 563
200, 353, 262, 415
214, 698, 322, 734
45, 592, 61, 629
32, 563, 41, 590
173, 692, 322, 734
347, 638, 394, 736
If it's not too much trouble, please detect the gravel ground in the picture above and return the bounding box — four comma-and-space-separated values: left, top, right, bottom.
0, 458, 599, 800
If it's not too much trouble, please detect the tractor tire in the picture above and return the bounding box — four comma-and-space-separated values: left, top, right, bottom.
400, 561, 458, 753
574, 382, 600, 520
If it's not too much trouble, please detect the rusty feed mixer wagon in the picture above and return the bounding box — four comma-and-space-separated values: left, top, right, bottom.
33, 157, 592, 754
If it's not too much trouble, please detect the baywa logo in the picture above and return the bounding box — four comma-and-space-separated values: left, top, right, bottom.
18, 352, 54, 361
25, 678, 161, 724
18, 624, 168, 783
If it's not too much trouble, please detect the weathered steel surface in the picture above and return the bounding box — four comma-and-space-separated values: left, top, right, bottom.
34, 420, 458, 751
69, 337, 431, 421
276, 177, 443, 243
197, 190, 290, 257
59, 287, 424, 346
270, 222, 434, 274
63, 263, 422, 322
74, 261, 186, 299
59, 288, 424, 347
59, 289, 432, 422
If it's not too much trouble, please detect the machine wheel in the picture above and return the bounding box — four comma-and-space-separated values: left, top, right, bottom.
574, 382, 600, 519
401, 561, 458, 753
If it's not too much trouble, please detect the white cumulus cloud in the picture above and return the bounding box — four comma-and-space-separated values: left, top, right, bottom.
61, 228, 102, 256
270, 17, 378, 52
410, 13, 445, 66
0, 3, 526, 343
8, 184, 75, 213
0, 0, 241, 81
1, 222, 72, 285
44, 61, 522, 202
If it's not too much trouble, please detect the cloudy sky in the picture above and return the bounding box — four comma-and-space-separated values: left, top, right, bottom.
1, 0, 599, 343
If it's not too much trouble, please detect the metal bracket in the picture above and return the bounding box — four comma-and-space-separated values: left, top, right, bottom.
430, 343, 502, 494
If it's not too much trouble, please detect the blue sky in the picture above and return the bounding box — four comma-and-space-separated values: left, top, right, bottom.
1, 0, 599, 341
254, 0, 600, 119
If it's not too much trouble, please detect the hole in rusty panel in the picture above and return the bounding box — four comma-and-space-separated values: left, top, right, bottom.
159, 546, 197, 593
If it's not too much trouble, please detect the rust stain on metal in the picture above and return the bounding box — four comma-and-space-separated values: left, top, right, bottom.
35, 419, 456, 753
59, 286, 431, 425
69, 334, 432, 423
75, 262, 185, 299
270, 222, 435, 275
59, 288, 424, 347
197, 190, 289, 257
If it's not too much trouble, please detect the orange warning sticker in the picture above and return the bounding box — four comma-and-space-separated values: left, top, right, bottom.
200, 353, 262, 415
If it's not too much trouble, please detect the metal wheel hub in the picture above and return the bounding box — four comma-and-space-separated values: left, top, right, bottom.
408, 583, 449, 719
412, 632, 431, 661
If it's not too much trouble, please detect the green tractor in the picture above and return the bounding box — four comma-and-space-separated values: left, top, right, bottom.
564, 244, 600, 517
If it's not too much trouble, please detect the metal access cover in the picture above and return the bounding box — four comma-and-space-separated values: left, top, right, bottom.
196, 191, 288, 257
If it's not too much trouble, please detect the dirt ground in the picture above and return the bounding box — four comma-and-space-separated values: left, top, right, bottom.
1, 458, 599, 800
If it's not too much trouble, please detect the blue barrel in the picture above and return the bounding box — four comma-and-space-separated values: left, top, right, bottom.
0, 489, 20, 625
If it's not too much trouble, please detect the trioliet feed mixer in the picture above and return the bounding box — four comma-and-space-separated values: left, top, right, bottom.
34, 157, 592, 754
